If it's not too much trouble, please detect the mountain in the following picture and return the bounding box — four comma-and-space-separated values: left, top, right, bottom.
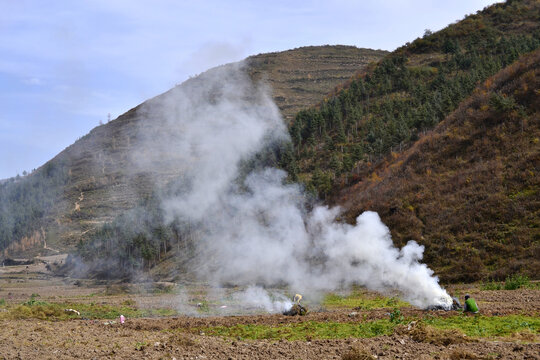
336, 48, 540, 282
76, 33, 540, 282
285, 0, 540, 198
0, 45, 387, 259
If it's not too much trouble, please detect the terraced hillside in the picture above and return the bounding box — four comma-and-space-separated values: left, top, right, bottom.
247, 46, 387, 121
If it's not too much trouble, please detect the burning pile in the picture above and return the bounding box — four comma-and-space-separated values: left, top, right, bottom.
425, 296, 462, 311
282, 294, 307, 316
283, 303, 307, 316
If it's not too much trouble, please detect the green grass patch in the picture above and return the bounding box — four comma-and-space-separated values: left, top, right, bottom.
509, 188, 537, 200
22, 293, 49, 306
503, 274, 531, 290
200, 315, 540, 342
0, 295, 179, 320
323, 291, 409, 309
0, 298, 6, 306
482, 274, 539, 290
424, 315, 540, 338
482, 279, 502, 290
200, 320, 395, 341
196, 301, 210, 314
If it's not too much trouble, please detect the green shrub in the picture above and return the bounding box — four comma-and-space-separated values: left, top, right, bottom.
504, 274, 530, 290
390, 308, 404, 324
0, 298, 5, 306
489, 92, 517, 113
23, 294, 48, 306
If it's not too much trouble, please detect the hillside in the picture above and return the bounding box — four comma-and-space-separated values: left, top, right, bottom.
74, 37, 540, 282
285, 0, 540, 197
336, 48, 540, 282
0, 45, 386, 259
274, 0, 540, 282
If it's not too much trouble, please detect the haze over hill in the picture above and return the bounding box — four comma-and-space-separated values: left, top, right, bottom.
0, 45, 386, 259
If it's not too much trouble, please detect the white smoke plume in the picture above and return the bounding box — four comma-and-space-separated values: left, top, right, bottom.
135, 62, 452, 310
232, 286, 293, 313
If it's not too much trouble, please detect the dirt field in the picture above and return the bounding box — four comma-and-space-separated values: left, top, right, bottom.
1, 258, 539, 359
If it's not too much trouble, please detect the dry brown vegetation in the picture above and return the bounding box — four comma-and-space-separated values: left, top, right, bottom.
336, 49, 540, 282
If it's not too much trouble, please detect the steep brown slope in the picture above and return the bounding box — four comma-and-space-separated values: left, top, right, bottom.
336, 49, 540, 282
1, 45, 386, 257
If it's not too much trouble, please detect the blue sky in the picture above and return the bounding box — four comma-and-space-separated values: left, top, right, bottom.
0, 0, 499, 179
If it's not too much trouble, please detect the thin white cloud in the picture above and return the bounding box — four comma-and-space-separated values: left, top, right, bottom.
22, 77, 43, 85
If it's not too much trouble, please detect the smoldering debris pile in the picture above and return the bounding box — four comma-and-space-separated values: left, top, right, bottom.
282, 304, 308, 316
425, 297, 462, 311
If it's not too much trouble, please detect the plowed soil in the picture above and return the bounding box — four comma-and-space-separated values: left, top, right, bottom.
1, 317, 539, 360
1, 261, 539, 359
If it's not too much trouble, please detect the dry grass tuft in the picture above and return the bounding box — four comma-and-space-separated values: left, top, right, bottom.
168, 332, 196, 347
341, 346, 376, 360
396, 321, 473, 346
449, 348, 481, 360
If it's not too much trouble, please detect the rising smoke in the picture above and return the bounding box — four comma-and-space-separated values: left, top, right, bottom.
134, 62, 452, 311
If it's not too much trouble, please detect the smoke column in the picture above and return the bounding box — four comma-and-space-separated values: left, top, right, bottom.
135, 63, 452, 310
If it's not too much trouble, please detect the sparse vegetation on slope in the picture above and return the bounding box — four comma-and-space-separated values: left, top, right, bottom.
284, 0, 540, 197
0, 160, 70, 257
338, 47, 540, 282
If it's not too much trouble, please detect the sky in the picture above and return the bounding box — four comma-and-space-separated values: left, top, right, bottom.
0, 0, 500, 179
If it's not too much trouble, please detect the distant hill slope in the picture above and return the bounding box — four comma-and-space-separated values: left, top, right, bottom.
0, 45, 386, 258
337, 48, 540, 282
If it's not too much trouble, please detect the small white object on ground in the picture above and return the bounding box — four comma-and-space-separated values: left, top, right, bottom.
64, 309, 80, 316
